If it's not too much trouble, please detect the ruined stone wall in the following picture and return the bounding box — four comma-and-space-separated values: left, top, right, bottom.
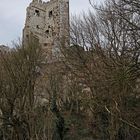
23, 0, 69, 60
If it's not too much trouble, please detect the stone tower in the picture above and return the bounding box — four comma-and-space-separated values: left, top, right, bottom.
23, 0, 69, 60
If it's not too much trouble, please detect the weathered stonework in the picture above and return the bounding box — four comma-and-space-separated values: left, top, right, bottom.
23, 0, 69, 60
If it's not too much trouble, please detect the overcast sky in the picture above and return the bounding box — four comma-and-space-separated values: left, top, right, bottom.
0, 0, 104, 46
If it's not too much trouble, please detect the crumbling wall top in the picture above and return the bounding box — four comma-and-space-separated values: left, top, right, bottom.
31, 0, 69, 6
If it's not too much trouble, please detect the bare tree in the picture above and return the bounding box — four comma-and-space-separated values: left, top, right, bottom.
0, 36, 43, 140
62, 0, 140, 139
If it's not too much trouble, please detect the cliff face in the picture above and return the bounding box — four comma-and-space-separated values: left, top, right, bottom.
23, 0, 69, 60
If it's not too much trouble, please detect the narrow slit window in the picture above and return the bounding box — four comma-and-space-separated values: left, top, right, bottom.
49, 11, 53, 18
36, 25, 39, 29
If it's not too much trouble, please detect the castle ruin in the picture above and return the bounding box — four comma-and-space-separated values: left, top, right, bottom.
23, 0, 69, 60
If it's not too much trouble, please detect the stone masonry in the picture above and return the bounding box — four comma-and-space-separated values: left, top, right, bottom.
23, 0, 69, 60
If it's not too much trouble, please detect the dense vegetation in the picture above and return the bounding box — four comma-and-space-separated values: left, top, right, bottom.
0, 0, 140, 139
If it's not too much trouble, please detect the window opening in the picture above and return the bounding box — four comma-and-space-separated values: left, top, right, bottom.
44, 43, 47, 46
49, 11, 53, 18
35, 10, 40, 16
36, 25, 39, 29
45, 30, 49, 34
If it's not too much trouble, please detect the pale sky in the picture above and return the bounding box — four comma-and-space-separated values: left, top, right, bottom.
0, 0, 104, 46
